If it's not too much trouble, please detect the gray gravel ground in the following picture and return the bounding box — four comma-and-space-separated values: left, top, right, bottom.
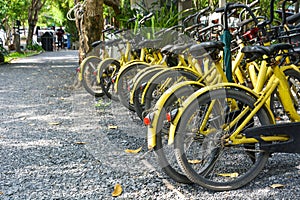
0, 50, 299, 199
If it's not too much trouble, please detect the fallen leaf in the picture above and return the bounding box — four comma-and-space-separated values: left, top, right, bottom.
270, 184, 284, 189
112, 183, 122, 197
125, 147, 142, 154
60, 97, 65, 100
75, 142, 87, 145
0, 191, 3, 195
108, 125, 118, 129
48, 122, 61, 125
188, 160, 202, 164
218, 172, 239, 178
29, 123, 35, 126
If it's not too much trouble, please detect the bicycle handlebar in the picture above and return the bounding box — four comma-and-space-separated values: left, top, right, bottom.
139, 12, 154, 24
127, 17, 137, 24
215, 2, 259, 30
184, 23, 205, 32
102, 27, 115, 34
281, 0, 299, 25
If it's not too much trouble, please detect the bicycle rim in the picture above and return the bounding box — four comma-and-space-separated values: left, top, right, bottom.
81, 56, 104, 97
174, 87, 271, 191
99, 59, 120, 101
154, 83, 203, 184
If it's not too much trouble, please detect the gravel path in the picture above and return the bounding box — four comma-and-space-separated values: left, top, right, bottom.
0, 50, 299, 199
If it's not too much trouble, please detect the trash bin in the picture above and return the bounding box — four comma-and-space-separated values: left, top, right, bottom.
66, 34, 71, 49
41, 32, 54, 51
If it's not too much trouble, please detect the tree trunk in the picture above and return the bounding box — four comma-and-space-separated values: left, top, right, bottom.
78, 0, 104, 63
26, 0, 46, 47
104, 0, 120, 15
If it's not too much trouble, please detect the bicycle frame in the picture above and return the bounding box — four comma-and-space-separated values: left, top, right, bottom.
146, 39, 260, 149
168, 59, 300, 146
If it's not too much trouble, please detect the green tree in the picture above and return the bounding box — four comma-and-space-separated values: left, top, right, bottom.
26, 0, 47, 47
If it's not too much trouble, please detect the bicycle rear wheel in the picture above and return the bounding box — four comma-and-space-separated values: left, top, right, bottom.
132, 67, 165, 120
174, 87, 271, 191
81, 56, 104, 97
154, 82, 203, 184
116, 63, 149, 111
98, 59, 121, 101
144, 69, 199, 114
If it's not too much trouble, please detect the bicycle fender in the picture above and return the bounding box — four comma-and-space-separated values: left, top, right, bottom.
168, 82, 276, 145
96, 58, 119, 83
141, 67, 201, 104
114, 61, 151, 92
130, 65, 165, 104
147, 81, 204, 149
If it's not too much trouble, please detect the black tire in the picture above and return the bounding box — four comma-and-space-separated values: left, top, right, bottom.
98, 59, 121, 101
154, 83, 203, 184
81, 56, 104, 97
144, 69, 199, 114
174, 87, 271, 191
132, 67, 165, 120
116, 63, 149, 111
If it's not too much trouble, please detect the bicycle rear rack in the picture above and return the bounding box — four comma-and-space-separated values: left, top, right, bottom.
244, 122, 300, 153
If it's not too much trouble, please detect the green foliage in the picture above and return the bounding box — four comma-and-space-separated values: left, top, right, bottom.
38, 0, 77, 41
0, 0, 9, 22
150, 2, 180, 28
194, 0, 210, 10
115, 0, 140, 29
0, 0, 29, 31
26, 43, 43, 51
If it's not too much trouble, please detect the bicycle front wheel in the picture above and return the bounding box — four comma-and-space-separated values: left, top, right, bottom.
174, 87, 271, 191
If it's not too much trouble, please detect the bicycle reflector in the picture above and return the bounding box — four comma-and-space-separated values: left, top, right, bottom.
143, 112, 154, 126
166, 109, 178, 122
140, 82, 147, 90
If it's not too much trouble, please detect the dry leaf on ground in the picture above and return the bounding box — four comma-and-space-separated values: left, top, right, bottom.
112, 183, 122, 197
270, 184, 284, 189
108, 125, 118, 129
48, 122, 61, 125
188, 160, 202, 164
75, 142, 87, 145
125, 147, 142, 154
218, 172, 239, 178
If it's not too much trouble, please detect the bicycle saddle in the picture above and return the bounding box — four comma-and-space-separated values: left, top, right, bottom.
170, 43, 194, 54
286, 12, 300, 24
161, 44, 174, 54
104, 38, 123, 47
138, 38, 162, 49
242, 43, 293, 57
189, 41, 225, 58
91, 40, 103, 48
